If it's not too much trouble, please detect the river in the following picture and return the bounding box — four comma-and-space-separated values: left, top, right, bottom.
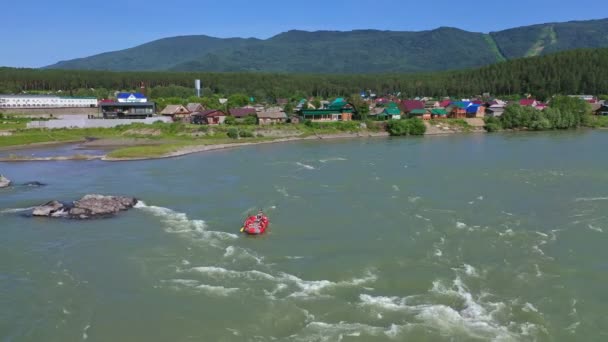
1, 131, 608, 341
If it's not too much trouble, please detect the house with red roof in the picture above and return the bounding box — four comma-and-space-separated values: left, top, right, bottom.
400, 100, 425, 113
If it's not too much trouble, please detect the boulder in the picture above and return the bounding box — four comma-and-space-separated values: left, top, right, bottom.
32, 195, 137, 219
32, 200, 65, 217
23, 181, 47, 187
0, 175, 11, 188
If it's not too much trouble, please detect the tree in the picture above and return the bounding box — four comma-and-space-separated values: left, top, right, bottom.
227, 93, 249, 108
284, 103, 294, 114
549, 96, 592, 127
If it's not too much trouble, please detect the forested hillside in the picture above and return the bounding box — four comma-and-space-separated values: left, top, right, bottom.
44, 18, 608, 73
4, 48, 607, 100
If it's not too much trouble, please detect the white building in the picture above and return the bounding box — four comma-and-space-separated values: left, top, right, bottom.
0, 95, 98, 109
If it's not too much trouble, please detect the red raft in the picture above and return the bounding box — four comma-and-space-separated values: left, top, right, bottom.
241, 215, 269, 235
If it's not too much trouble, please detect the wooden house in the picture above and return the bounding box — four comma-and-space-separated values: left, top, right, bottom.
257, 107, 287, 125
160, 105, 191, 122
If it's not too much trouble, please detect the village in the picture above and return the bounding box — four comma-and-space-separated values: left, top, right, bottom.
1, 88, 607, 131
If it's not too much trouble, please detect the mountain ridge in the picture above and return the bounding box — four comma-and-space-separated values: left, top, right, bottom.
46, 18, 608, 73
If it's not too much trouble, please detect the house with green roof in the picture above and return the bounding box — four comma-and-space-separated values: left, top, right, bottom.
376, 102, 402, 120
300, 98, 354, 122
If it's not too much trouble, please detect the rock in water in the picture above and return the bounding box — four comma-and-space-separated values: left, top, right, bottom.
23, 181, 47, 187
32, 200, 66, 217
0, 175, 11, 188
32, 195, 137, 219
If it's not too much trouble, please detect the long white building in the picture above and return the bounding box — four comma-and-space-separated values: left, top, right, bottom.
0, 95, 98, 108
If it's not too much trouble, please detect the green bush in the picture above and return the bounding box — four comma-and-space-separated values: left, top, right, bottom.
239, 130, 254, 138
484, 116, 502, 132
243, 115, 258, 125
224, 115, 237, 125
256, 133, 265, 138
386, 118, 426, 136
227, 128, 239, 139
408, 118, 426, 135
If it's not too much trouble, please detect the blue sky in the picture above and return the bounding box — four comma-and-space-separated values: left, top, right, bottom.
2, 0, 605, 68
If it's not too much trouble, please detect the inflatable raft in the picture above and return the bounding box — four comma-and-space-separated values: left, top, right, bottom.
241, 215, 269, 235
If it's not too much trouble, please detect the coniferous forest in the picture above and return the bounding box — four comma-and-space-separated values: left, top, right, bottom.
1, 48, 607, 101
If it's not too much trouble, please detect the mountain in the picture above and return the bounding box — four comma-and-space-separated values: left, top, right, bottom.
46, 18, 608, 73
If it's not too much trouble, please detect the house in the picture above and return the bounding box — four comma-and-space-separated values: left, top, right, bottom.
430, 108, 448, 119
257, 107, 287, 125
300, 98, 354, 122
160, 105, 191, 122
186, 103, 204, 113
449, 101, 471, 118
276, 98, 289, 106
485, 106, 505, 117
0, 95, 98, 109
377, 103, 401, 120
466, 104, 485, 118
116, 92, 147, 103
409, 109, 432, 120
368, 107, 385, 120
191, 109, 227, 125
400, 100, 425, 114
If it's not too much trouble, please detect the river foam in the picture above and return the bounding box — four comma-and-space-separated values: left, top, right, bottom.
359, 275, 535, 341
134, 201, 237, 243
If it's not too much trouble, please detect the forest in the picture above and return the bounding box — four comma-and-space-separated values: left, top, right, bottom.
1, 48, 608, 102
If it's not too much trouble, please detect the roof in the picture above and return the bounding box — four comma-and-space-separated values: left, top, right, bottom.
192, 109, 226, 117
452, 101, 472, 109
466, 104, 481, 114
229, 108, 257, 118
160, 105, 189, 115
328, 98, 348, 110
439, 100, 452, 107
520, 99, 537, 106
258, 107, 287, 119
117, 92, 146, 99
401, 100, 425, 112
186, 103, 204, 112
431, 108, 448, 115
384, 106, 401, 116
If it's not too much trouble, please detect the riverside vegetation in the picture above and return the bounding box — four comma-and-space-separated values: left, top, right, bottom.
484, 95, 607, 132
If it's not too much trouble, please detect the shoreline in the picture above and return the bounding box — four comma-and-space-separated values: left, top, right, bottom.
0, 132, 390, 162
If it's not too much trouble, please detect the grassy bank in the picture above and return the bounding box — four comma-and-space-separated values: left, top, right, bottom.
1, 121, 381, 159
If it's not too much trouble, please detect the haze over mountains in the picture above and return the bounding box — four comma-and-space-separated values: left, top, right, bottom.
46, 18, 608, 74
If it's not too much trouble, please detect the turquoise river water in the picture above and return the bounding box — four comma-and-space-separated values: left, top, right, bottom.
1, 131, 608, 341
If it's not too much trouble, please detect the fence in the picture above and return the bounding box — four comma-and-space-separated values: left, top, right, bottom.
26, 117, 172, 129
